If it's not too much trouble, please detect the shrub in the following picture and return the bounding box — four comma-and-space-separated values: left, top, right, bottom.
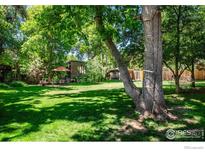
10, 81, 28, 87
0, 83, 10, 88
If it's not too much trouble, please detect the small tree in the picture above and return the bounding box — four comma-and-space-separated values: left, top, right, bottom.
162, 6, 205, 92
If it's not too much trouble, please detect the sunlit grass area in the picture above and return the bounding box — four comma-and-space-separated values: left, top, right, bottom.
0, 81, 204, 141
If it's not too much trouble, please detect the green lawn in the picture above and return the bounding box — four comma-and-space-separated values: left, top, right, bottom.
0, 81, 204, 141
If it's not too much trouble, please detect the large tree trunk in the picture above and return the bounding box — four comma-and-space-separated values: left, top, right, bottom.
141, 6, 166, 118
95, 6, 171, 120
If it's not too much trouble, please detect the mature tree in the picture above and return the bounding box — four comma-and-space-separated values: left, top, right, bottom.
95, 6, 168, 119
21, 6, 73, 82
0, 5, 26, 80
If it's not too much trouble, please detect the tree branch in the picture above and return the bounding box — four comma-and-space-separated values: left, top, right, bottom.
94, 5, 139, 91
163, 60, 175, 75
179, 65, 188, 77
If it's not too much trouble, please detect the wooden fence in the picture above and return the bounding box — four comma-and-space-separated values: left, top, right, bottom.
130, 69, 205, 81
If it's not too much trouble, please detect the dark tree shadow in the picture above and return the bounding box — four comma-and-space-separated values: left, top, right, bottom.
0, 86, 136, 141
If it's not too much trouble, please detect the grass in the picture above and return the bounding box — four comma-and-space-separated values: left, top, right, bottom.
0, 81, 204, 141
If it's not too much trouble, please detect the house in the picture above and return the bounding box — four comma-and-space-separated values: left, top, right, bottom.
67, 60, 85, 80
106, 68, 143, 80
53, 66, 70, 72
106, 69, 120, 80
52, 60, 85, 83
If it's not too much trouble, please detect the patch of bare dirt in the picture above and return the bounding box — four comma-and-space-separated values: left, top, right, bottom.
119, 119, 147, 135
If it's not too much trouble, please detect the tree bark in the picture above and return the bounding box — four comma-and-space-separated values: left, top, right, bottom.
141, 6, 166, 118
95, 6, 169, 119
174, 75, 180, 93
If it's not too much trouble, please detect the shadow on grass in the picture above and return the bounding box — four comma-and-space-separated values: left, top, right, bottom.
0, 84, 204, 141
58, 88, 205, 141
0, 86, 136, 141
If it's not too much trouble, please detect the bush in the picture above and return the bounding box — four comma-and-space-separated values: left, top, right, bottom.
0, 83, 10, 88
10, 81, 28, 87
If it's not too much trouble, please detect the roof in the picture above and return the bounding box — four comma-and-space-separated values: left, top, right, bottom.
108, 68, 119, 72
52, 66, 70, 72
107, 68, 136, 73
106, 69, 119, 75
67, 60, 85, 64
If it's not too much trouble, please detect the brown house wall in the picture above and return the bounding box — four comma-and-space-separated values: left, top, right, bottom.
69, 61, 85, 79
